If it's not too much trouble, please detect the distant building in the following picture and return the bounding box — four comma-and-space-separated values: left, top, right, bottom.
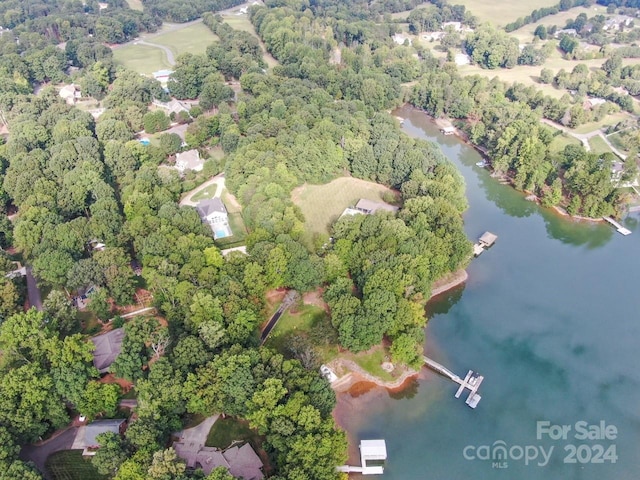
91, 328, 125, 374
238, 6, 248, 14
441, 126, 456, 135
421, 32, 445, 41
153, 98, 191, 117
72, 419, 127, 456
197, 198, 232, 239
603, 15, 633, 31
442, 21, 462, 31
59, 84, 81, 105
153, 69, 174, 86
355, 198, 399, 214
392, 33, 412, 45
454, 53, 471, 66
555, 28, 577, 38
175, 149, 203, 173
583, 97, 607, 110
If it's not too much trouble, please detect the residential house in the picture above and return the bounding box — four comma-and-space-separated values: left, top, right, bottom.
59, 84, 81, 105
442, 21, 462, 31
153, 69, 174, 87
392, 33, 412, 45
196, 198, 232, 239
71, 419, 127, 455
340, 199, 399, 218
175, 149, 203, 173
173, 441, 264, 479
555, 28, 577, 38
91, 328, 125, 373
154, 98, 191, 117
583, 97, 607, 110
603, 16, 633, 31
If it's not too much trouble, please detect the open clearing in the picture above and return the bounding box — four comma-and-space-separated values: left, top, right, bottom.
549, 133, 581, 154
454, 0, 560, 27
113, 44, 172, 74
291, 177, 396, 236
46, 450, 107, 480
588, 135, 614, 155
220, 14, 279, 68
152, 23, 218, 56
126, 0, 143, 11
510, 5, 605, 43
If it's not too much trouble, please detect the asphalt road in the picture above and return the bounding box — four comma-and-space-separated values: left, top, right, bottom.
20, 427, 79, 477
26, 266, 43, 311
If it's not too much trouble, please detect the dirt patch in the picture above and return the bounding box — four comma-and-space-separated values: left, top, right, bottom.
99, 374, 134, 394
302, 288, 328, 311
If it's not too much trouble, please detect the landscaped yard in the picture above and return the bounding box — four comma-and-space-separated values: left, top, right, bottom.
291, 176, 397, 237
206, 417, 262, 450
548, 133, 581, 154
152, 23, 219, 56
113, 44, 172, 74
45, 450, 107, 480
588, 135, 615, 156
191, 184, 218, 203
214, 211, 248, 248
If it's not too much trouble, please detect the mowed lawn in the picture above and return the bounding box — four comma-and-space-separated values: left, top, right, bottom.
46, 450, 107, 480
220, 15, 279, 68
113, 44, 172, 74
126, 0, 143, 10
291, 177, 397, 236
454, 0, 560, 26
152, 23, 218, 56
588, 135, 614, 156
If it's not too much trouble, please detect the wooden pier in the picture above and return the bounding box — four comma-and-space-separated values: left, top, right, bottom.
423, 356, 484, 409
603, 216, 631, 236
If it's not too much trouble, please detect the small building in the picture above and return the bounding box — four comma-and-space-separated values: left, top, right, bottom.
422, 31, 445, 41
355, 198, 399, 215
479, 231, 498, 247
360, 439, 387, 475
59, 84, 81, 105
153, 69, 174, 86
154, 98, 191, 117
555, 28, 577, 38
454, 53, 471, 66
72, 419, 127, 456
175, 149, 203, 173
441, 126, 456, 135
442, 21, 462, 31
583, 97, 607, 110
91, 328, 125, 374
392, 33, 412, 46
197, 198, 232, 239
238, 6, 248, 14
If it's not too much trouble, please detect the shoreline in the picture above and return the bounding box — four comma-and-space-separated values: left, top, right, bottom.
407, 105, 629, 223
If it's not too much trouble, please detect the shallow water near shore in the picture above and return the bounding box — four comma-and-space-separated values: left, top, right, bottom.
336, 106, 640, 479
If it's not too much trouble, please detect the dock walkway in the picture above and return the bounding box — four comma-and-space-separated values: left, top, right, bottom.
603, 216, 631, 236
423, 356, 483, 408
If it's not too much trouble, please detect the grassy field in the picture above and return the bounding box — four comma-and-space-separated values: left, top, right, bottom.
214, 212, 248, 249
509, 5, 604, 43
126, 0, 143, 11
454, 0, 560, 27
152, 23, 218, 56
588, 135, 614, 155
113, 44, 172, 74
191, 185, 218, 203
46, 450, 107, 480
220, 15, 279, 68
291, 177, 397, 236
607, 131, 628, 153
548, 133, 582, 154
206, 417, 262, 450
570, 111, 634, 134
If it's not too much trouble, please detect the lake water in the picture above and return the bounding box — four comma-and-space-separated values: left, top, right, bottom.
337, 106, 640, 480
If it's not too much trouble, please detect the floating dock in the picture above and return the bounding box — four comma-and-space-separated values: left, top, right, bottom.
473, 231, 498, 256
423, 356, 484, 409
603, 216, 631, 236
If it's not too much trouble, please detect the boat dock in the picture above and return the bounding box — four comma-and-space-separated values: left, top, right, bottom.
423, 356, 484, 409
603, 216, 631, 236
473, 231, 498, 256
337, 439, 387, 475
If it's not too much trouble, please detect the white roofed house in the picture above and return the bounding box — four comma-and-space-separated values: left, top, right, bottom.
196, 198, 233, 240
59, 84, 81, 105
175, 149, 203, 174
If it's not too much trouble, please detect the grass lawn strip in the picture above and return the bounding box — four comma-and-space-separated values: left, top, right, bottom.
191, 184, 218, 203
151, 23, 219, 56
453, 0, 560, 27
113, 44, 171, 75
45, 450, 107, 480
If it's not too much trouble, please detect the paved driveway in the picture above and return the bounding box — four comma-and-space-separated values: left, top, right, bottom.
174, 415, 219, 447
20, 427, 79, 478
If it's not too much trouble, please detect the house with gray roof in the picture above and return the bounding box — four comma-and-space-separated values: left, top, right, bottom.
196, 198, 232, 239
91, 328, 124, 373
173, 441, 264, 479
175, 149, 203, 174
355, 198, 399, 214
71, 419, 127, 455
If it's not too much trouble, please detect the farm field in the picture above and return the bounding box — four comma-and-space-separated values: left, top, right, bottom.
220, 14, 279, 68
453, 0, 560, 27
45, 450, 107, 480
113, 44, 172, 74
291, 177, 397, 237
152, 23, 219, 56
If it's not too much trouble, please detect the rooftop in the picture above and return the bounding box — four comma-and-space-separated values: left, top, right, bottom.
197, 198, 227, 218
355, 199, 399, 214
175, 149, 202, 172
91, 328, 125, 373
360, 439, 388, 460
